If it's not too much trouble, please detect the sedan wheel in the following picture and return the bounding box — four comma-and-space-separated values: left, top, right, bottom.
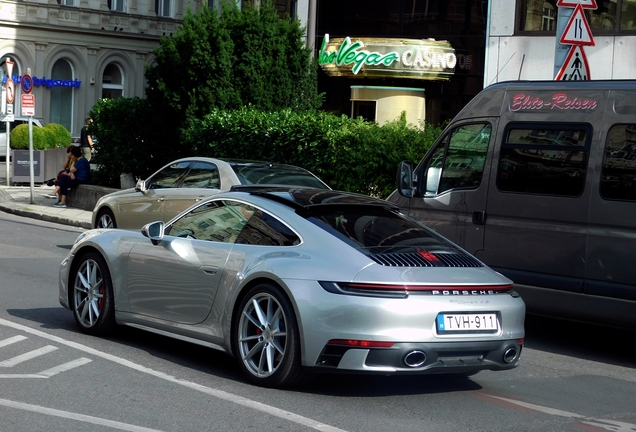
96, 208, 117, 229
234, 284, 308, 388
71, 252, 116, 335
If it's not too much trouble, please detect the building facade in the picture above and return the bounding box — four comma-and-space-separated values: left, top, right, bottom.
486, 0, 636, 85
0, 0, 299, 136
4, 0, 636, 135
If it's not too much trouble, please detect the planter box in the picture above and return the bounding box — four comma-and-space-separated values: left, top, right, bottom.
11, 148, 68, 184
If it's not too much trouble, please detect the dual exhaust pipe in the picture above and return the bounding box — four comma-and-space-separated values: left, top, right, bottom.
402, 345, 520, 368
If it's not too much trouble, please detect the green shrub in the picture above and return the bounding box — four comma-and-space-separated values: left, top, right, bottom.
10, 124, 50, 150
89, 96, 183, 188
43, 123, 72, 148
10, 123, 71, 150
184, 108, 443, 198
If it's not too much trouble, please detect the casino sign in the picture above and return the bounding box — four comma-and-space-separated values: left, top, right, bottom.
318, 34, 457, 80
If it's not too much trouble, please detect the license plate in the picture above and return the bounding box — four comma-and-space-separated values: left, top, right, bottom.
436, 313, 498, 332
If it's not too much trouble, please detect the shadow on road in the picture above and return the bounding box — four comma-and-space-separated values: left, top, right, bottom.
524, 314, 636, 369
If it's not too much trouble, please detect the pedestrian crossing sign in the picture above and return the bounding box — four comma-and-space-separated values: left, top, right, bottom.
555, 45, 591, 81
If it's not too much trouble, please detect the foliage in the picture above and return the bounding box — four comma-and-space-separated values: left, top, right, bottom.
10, 123, 70, 150
43, 123, 72, 148
89, 97, 182, 188
184, 108, 443, 198
145, 0, 321, 129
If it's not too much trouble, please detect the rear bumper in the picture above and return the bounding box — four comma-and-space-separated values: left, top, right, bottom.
314, 339, 523, 374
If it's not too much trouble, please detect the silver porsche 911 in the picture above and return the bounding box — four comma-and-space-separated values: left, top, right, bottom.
60, 187, 525, 388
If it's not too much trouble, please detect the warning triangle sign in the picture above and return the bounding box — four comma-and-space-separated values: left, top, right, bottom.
557, 0, 598, 9
555, 46, 591, 81
560, 4, 595, 46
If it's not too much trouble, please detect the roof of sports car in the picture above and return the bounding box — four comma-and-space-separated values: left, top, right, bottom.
230, 186, 399, 210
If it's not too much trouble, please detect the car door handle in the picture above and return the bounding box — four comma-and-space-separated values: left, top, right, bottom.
199, 266, 219, 275
156, 197, 165, 202
472, 211, 486, 225
195, 196, 206, 202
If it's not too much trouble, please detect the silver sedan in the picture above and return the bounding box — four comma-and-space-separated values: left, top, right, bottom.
92, 157, 330, 229
61, 187, 525, 388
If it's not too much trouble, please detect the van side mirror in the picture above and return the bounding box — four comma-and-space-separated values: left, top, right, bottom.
396, 161, 415, 198
425, 167, 441, 196
141, 221, 165, 245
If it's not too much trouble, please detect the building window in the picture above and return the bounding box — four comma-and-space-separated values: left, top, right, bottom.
101, 63, 124, 99
497, 123, 590, 197
542, 2, 556, 31
352, 101, 376, 122
519, 0, 636, 33
156, 0, 171, 17
49, 59, 74, 133
108, 0, 126, 12
57, 0, 75, 5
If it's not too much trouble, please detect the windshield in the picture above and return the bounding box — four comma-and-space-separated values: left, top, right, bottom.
231, 164, 329, 189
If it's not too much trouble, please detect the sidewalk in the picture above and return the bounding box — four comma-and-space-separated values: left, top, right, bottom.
0, 162, 92, 229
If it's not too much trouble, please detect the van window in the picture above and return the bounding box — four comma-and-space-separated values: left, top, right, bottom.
422, 123, 491, 195
497, 123, 591, 197
601, 124, 636, 202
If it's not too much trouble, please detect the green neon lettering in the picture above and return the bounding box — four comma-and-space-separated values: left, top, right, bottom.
318, 34, 400, 74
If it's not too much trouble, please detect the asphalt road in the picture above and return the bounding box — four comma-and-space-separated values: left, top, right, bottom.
1, 211, 635, 432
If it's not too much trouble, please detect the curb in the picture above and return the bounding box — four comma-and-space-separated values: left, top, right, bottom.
0, 203, 91, 229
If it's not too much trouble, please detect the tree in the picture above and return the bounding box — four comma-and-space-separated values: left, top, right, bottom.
145, 0, 321, 127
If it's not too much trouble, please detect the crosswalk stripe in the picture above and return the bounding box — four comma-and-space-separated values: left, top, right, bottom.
0, 345, 58, 367
0, 357, 93, 379
38, 357, 92, 377
0, 335, 27, 348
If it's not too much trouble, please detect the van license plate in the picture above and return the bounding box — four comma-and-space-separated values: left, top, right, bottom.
437, 313, 498, 332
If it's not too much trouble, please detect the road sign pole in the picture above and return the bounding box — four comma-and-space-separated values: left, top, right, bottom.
4, 57, 12, 186
554, 7, 573, 78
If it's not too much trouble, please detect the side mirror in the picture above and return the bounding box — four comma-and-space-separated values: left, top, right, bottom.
396, 160, 415, 198
425, 167, 441, 196
135, 178, 147, 192
141, 221, 165, 245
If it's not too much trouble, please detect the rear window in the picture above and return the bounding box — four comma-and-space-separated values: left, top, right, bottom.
304, 206, 457, 254
231, 165, 329, 189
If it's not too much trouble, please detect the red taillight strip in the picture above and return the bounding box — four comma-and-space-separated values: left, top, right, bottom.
343, 283, 514, 292
328, 339, 394, 348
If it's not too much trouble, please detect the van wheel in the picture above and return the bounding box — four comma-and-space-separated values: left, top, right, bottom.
96, 208, 117, 229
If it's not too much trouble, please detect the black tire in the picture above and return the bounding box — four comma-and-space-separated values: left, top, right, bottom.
71, 252, 116, 335
95, 208, 117, 229
233, 283, 310, 388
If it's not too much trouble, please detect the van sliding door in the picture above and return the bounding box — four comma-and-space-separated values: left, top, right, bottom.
480, 122, 592, 293
408, 120, 495, 254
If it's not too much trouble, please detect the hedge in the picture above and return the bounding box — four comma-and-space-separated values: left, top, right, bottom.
91, 97, 443, 197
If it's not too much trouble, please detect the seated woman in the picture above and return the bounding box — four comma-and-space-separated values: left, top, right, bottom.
46, 145, 75, 198
53, 146, 90, 208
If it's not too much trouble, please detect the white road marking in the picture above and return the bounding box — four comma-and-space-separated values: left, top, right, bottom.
0, 398, 167, 432
0, 345, 58, 367
484, 395, 636, 432
0, 335, 27, 348
0, 318, 348, 432
0, 357, 93, 378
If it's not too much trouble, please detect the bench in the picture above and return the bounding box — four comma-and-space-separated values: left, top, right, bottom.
67, 184, 118, 211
